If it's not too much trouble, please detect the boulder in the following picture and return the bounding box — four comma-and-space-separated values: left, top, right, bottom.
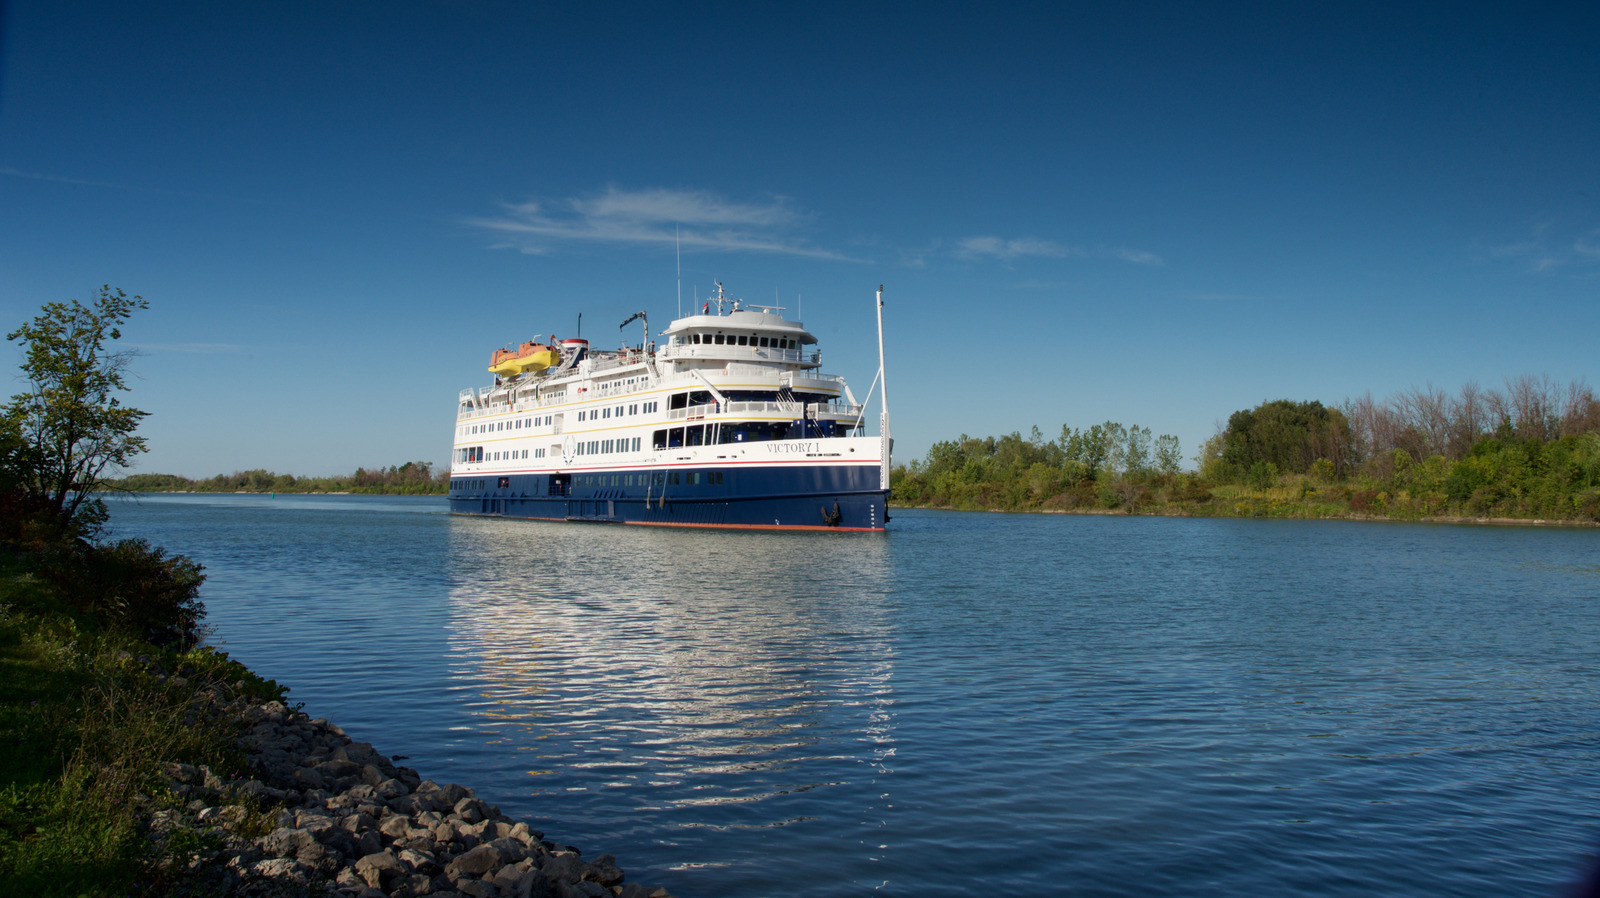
355, 849, 406, 890
446, 843, 505, 879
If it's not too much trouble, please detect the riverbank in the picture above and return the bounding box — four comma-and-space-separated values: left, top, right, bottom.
0, 559, 669, 897
164, 681, 669, 897
890, 496, 1600, 527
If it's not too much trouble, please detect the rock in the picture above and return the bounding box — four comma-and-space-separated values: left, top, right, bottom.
458, 880, 499, 898
446, 843, 504, 879
261, 826, 324, 863
380, 814, 413, 841
165, 762, 199, 784
355, 849, 406, 890
617, 884, 653, 898
487, 836, 528, 865
541, 853, 585, 885
585, 854, 624, 887
250, 856, 312, 884
454, 797, 491, 824
341, 811, 380, 833
399, 847, 442, 876
293, 766, 326, 790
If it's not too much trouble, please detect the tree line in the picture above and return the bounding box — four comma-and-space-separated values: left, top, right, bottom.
893, 376, 1600, 523
112, 461, 449, 495
891, 422, 1197, 511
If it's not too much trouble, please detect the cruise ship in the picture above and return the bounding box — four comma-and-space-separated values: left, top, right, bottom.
448, 284, 891, 530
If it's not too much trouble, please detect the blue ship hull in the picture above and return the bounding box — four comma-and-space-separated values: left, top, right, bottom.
449, 462, 888, 531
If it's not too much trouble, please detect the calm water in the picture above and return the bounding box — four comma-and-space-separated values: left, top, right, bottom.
106, 495, 1600, 896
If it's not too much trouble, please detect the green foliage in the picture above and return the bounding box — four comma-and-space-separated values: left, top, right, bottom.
896, 417, 1600, 523
893, 421, 1186, 511
114, 460, 450, 495
2, 287, 149, 536
39, 539, 207, 650
1246, 460, 1278, 491
1223, 399, 1353, 477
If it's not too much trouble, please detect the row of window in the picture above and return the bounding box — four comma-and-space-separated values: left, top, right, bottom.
576, 437, 643, 456
681, 333, 797, 349
450, 470, 728, 492
455, 446, 548, 463
576, 400, 659, 422
466, 415, 554, 436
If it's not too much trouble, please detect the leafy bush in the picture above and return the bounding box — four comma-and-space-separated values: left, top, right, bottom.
41, 539, 206, 649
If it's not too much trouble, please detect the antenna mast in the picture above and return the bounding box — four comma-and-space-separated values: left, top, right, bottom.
676, 224, 681, 318
875, 285, 891, 491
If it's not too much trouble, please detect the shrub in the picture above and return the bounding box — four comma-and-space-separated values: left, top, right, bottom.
1247, 461, 1278, 491
42, 539, 206, 649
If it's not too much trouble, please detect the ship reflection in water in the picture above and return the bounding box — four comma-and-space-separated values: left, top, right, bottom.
442, 515, 896, 877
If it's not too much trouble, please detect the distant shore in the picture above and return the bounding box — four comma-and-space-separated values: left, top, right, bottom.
889, 499, 1600, 528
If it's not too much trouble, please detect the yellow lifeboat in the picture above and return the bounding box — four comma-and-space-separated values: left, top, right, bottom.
488, 341, 560, 377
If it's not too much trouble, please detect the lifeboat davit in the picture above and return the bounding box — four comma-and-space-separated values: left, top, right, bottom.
488, 341, 560, 377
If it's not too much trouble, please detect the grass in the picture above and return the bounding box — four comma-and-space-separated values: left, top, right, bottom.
0, 558, 290, 895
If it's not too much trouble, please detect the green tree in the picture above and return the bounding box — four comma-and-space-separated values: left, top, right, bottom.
1223, 399, 1353, 476
3, 286, 149, 533
1154, 434, 1184, 475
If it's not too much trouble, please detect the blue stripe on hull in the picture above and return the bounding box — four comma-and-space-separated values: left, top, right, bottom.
447, 463, 887, 531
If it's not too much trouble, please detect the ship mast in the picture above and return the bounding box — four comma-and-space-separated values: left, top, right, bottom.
876, 284, 891, 491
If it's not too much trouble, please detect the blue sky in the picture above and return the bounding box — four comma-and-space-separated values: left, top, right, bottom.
2, 3, 1596, 477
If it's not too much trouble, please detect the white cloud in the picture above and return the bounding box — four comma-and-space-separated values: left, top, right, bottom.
956, 235, 1163, 266
467, 186, 858, 260
127, 343, 243, 354
1488, 225, 1600, 273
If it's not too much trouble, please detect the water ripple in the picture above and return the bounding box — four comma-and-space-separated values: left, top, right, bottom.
106, 496, 1600, 897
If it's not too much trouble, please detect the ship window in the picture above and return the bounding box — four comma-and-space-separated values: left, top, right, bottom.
689, 472, 701, 485
738, 335, 748, 346
714, 334, 725, 345
669, 472, 681, 485
633, 437, 640, 451
653, 429, 666, 449
692, 334, 701, 344
758, 337, 769, 347
602, 408, 609, 419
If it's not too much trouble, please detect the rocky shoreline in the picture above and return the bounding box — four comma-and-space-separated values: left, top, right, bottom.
155, 691, 670, 897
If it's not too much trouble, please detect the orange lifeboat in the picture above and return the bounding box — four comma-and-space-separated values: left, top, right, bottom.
488, 341, 560, 377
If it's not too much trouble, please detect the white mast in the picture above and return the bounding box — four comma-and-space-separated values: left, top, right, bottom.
875, 284, 891, 490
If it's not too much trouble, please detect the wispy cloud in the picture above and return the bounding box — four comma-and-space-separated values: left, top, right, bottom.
1, 165, 168, 194
466, 186, 861, 261
955, 235, 1164, 266
127, 343, 243, 354
1488, 224, 1600, 273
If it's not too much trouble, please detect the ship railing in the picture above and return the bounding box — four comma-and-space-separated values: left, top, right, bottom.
658, 346, 821, 366
664, 400, 865, 421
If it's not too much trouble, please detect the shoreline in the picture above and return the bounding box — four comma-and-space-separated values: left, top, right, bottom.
890, 502, 1600, 528
160, 672, 669, 897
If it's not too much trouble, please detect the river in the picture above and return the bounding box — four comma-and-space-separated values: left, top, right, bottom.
105, 494, 1600, 896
